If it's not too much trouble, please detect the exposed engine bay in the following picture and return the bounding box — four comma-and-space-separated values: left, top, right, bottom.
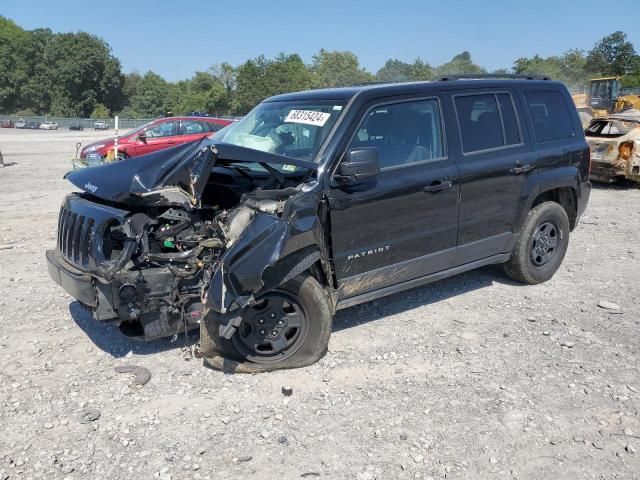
47, 139, 329, 341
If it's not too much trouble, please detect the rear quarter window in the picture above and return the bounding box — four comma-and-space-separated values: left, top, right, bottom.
585, 119, 640, 138
525, 90, 575, 143
208, 122, 225, 132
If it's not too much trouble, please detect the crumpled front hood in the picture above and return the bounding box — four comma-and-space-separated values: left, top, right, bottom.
65, 138, 318, 208
66, 140, 208, 207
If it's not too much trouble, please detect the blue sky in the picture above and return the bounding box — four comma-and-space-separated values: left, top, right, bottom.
2, 0, 639, 81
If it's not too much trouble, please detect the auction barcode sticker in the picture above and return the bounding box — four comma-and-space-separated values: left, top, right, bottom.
285, 110, 331, 127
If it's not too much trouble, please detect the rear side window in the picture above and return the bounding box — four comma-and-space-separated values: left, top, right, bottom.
585, 119, 639, 138
145, 121, 178, 138
181, 120, 208, 134
525, 91, 575, 143
454, 93, 521, 154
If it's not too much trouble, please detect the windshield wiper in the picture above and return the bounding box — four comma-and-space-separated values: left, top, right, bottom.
220, 163, 254, 181
211, 142, 319, 170
259, 162, 285, 188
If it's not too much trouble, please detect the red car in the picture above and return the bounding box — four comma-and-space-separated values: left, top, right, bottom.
80, 116, 232, 161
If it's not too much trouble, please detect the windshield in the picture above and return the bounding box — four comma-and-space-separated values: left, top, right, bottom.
213, 100, 346, 171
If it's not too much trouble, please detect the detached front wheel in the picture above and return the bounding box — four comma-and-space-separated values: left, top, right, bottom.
201, 274, 332, 372
503, 201, 570, 285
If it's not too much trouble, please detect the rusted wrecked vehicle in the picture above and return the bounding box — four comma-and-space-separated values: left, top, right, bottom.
47, 78, 591, 372
585, 112, 640, 183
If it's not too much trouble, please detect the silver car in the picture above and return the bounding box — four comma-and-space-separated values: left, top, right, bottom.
585, 112, 640, 183
39, 122, 59, 130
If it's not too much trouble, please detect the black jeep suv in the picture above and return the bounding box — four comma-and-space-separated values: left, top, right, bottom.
47, 75, 591, 371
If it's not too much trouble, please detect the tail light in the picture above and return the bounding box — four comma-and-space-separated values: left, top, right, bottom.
618, 141, 635, 161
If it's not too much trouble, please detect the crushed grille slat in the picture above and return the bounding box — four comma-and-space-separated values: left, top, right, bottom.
80, 218, 94, 266
71, 215, 85, 262
64, 212, 76, 258
56, 196, 128, 272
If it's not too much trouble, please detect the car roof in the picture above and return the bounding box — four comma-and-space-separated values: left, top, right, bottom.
603, 111, 640, 122
266, 79, 564, 103
161, 116, 232, 123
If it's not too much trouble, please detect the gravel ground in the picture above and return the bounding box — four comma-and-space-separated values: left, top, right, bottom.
0, 129, 639, 480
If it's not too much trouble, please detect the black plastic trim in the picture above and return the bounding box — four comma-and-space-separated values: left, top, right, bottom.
336, 253, 510, 310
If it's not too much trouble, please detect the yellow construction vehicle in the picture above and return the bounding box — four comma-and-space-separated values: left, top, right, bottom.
573, 77, 640, 124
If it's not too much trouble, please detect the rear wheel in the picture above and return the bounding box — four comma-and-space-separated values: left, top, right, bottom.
503, 202, 570, 285
200, 273, 332, 372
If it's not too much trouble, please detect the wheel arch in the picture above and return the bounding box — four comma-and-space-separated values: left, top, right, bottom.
516, 168, 580, 232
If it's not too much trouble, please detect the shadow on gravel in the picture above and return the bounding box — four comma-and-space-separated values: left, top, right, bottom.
69, 302, 197, 358
333, 265, 520, 332
591, 180, 639, 190
68, 266, 518, 354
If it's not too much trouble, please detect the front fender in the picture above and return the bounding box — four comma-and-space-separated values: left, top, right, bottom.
204, 191, 325, 314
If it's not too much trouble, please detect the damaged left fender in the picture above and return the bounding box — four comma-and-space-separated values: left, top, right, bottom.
204, 189, 332, 337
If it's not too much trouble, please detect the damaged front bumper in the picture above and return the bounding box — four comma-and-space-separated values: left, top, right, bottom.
46, 249, 201, 339
46, 249, 99, 309
49, 140, 331, 345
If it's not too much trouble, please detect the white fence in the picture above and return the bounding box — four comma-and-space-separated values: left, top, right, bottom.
0, 115, 155, 129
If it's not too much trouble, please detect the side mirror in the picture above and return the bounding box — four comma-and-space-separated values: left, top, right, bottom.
138, 132, 147, 143
334, 147, 380, 185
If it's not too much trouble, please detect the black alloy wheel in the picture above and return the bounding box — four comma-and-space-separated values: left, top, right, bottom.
529, 221, 560, 268
231, 291, 309, 363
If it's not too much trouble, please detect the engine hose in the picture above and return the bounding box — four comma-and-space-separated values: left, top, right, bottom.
167, 264, 201, 278
147, 245, 205, 263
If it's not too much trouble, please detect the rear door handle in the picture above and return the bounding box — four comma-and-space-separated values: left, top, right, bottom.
510, 163, 535, 174
423, 180, 453, 193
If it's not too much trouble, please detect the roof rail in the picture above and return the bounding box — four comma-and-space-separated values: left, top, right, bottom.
436, 74, 552, 81
347, 81, 392, 87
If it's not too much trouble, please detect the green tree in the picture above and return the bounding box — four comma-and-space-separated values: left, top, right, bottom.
90, 103, 110, 118
0, 17, 29, 112
166, 72, 229, 115
40, 31, 124, 116
0, 16, 125, 116
377, 58, 433, 82
434, 51, 486, 77
586, 31, 639, 76
410, 58, 434, 81
234, 53, 313, 114
513, 54, 564, 78
265, 53, 313, 94
129, 71, 170, 117
513, 50, 591, 87
210, 62, 236, 93
310, 49, 374, 88
376, 59, 414, 82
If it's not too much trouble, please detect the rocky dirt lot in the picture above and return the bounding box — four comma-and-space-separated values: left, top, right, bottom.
0, 129, 639, 480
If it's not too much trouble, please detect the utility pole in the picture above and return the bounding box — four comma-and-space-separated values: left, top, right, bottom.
114, 115, 119, 161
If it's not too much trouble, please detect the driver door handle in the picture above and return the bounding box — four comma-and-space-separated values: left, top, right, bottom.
423, 180, 453, 193
510, 163, 535, 174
